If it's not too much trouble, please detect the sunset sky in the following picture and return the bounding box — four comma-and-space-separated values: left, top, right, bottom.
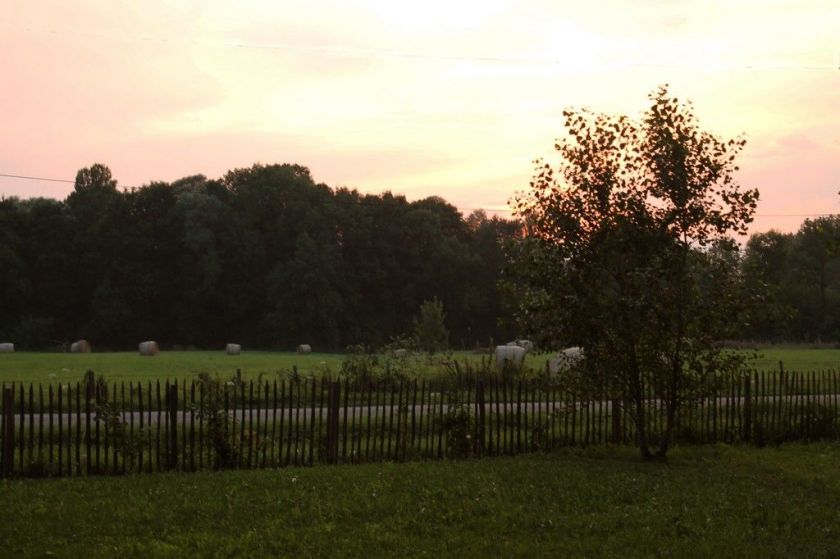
2, 0, 837, 233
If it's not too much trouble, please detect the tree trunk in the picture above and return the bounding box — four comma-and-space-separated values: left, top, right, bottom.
629, 363, 653, 459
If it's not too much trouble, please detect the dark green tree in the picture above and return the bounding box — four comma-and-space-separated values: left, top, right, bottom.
412, 298, 449, 353
0, 161, 518, 350
740, 230, 797, 340
789, 217, 840, 340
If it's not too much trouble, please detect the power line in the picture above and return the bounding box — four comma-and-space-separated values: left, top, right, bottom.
2, 171, 836, 218
0, 173, 73, 184
0, 171, 510, 213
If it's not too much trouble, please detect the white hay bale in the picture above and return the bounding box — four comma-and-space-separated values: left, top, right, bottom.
548, 346, 584, 374
70, 340, 91, 353
495, 345, 526, 372
138, 341, 160, 356
226, 343, 241, 355
297, 344, 312, 354
0, 342, 14, 353
511, 339, 534, 352
392, 348, 408, 358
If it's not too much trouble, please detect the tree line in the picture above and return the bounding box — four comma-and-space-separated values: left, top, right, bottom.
0, 161, 837, 352
740, 217, 840, 343
0, 163, 518, 350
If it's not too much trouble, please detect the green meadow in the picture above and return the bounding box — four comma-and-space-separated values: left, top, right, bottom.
0, 347, 838, 384
2, 444, 840, 558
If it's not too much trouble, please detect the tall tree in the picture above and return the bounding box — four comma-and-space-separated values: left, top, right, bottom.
740, 230, 796, 340
789, 217, 840, 339
509, 86, 759, 458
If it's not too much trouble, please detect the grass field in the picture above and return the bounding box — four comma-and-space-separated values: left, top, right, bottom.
0, 348, 838, 384
1, 444, 839, 557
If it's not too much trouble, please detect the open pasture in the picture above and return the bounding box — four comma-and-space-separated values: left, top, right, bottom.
0, 351, 344, 384
0, 347, 837, 384
2, 444, 840, 557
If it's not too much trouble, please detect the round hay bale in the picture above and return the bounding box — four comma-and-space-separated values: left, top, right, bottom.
495, 345, 526, 372
517, 339, 534, 352
226, 343, 241, 355
548, 346, 584, 374
70, 340, 91, 353
296, 344, 312, 354
0, 342, 14, 353
138, 341, 160, 356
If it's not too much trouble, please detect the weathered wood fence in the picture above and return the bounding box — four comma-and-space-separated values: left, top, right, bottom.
2, 370, 839, 478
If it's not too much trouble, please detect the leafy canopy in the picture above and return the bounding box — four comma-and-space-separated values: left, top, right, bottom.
509, 85, 759, 458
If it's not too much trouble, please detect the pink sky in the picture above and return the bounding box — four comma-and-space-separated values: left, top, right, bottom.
2, 0, 838, 233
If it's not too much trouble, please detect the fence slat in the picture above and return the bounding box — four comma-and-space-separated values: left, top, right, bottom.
248, 381, 254, 469
282, 379, 290, 467
237, 381, 245, 469
277, 380, 289, 466
68, 384, 74, 477
58, 384, 64, 475
137, 381, 148, 474
346, 379, 356, 463
48, 385, 54, 471
167, 383, 177, 470
74, 383, 81, 476
146, 382, 152, 474
834, 371, 839, 435
326, 381, 339, 464
37, 385, 43, 470
397, 380, 406, 462
189, 382, 196, 471
476, 379, 485, 457
384, 381, 394, 461
296, 380, 304, 466
366, 380, 374, 461
409, 379, 418, 459
18, 384, 24, 473
270, 381, 277, 468
436, 382, 444, 459
307, 379, 315, 466
1, 387, 13, 477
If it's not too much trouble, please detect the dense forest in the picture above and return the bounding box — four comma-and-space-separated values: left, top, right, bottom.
0, 163, 518, 350
1, 163, 838, 350
740, 219, 840, 342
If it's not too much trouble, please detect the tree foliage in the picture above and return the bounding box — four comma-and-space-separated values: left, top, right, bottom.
0, 163, 518, 350
509, 86, 759, 458
412, 298, 450, 353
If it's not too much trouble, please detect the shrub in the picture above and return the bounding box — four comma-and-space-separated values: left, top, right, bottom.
412, 298, 449, 354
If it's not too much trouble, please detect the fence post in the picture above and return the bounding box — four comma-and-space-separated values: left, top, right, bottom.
476, 379, 485, 456
2, 387, 14, 477
611, 399, 621, 444
743, 374, 752, 443
326, 381, 340, 464
168, 384, 178, 470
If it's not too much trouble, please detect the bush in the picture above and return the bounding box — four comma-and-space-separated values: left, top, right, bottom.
439, 400, 474, 459
412, 298, 449, 354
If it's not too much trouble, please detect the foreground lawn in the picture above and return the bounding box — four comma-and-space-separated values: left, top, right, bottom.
0, 347, 838, 384
2, 444, 840, 558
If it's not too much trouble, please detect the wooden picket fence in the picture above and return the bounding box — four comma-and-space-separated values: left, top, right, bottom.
2, 369, 840, 478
